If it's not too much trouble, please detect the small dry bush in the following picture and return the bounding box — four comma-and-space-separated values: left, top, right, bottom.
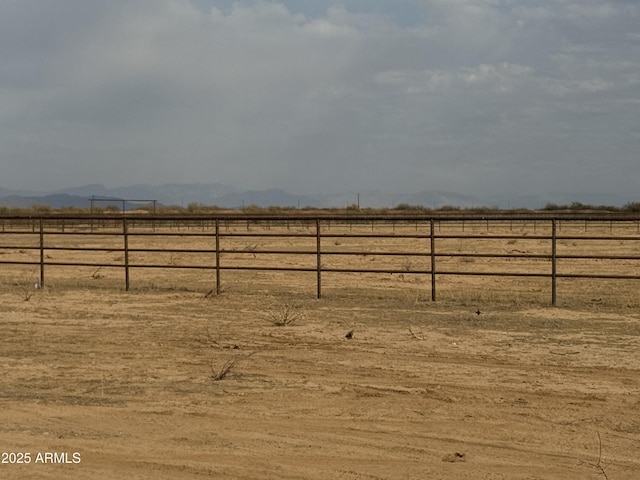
263, 303, 306, 326
210, 351, 257, 381
13, 270, 39, 301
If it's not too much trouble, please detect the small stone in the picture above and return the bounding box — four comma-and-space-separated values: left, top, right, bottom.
442, 452, 466, 463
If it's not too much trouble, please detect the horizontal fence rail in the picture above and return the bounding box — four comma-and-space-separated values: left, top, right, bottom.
1, 213, 639, 305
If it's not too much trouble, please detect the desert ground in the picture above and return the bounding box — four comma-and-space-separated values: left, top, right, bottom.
1, 218, 639, 479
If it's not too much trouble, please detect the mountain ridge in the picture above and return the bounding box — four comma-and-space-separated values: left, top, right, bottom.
0, 184, 636, 210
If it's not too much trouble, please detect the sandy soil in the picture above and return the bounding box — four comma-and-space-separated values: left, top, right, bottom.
1, 284, 639, 479
1, 218, 639, 479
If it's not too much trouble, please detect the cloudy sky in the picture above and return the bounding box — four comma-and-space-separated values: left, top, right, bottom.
1, 0, 639, 197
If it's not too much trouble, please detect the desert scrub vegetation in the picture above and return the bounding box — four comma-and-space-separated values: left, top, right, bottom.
4, 199, 640, 216
12, 270, 40, 301
210, 351, 258, 382
262, 302, 306, 327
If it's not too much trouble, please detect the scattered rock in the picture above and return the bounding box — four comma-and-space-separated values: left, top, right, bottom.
345, 330, 354, 340
442, 452, 466, 463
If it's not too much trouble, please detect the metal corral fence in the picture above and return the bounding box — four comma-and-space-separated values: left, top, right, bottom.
1, 214, 639, 305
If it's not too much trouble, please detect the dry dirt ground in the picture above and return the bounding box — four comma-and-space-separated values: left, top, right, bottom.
1, 219, 639, 479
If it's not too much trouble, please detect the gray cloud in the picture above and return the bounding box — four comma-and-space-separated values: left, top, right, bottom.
1, 0, 638, 197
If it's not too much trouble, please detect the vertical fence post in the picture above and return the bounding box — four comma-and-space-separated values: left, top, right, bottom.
316, 218, 322, 299
551, 219, 557, 306
123, 217, 130, 291
215, 219, 221, 295
430, 218, 436, 301
39, 218, 45, 288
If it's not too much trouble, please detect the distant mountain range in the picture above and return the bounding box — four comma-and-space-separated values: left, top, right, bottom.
0, 183, 637, 210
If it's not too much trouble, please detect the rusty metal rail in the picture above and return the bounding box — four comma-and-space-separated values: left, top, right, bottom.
1, 214, 639, 304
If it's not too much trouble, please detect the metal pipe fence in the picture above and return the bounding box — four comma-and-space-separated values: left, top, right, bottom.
1, 214, 639, 305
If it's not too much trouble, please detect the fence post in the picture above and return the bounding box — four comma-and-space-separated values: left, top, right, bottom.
551, 219, 557, 306
123, 217, 130, 291
430, 218, 436, 301
316, 218, 322, 299
39, 218, 45, 288
215, 219, 221, 294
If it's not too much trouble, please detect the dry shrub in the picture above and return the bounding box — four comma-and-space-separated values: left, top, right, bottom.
210, 351, 257, 381
13, 271, 39, 301
263, 303, 306, 326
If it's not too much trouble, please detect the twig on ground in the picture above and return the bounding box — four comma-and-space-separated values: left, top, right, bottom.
580, 432, 610, 480
408, 326, 424, 340
205, 325, 241, 350
210, 351, 258, 381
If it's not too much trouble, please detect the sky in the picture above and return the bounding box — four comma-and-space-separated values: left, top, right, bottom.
1, 0, 639, 197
